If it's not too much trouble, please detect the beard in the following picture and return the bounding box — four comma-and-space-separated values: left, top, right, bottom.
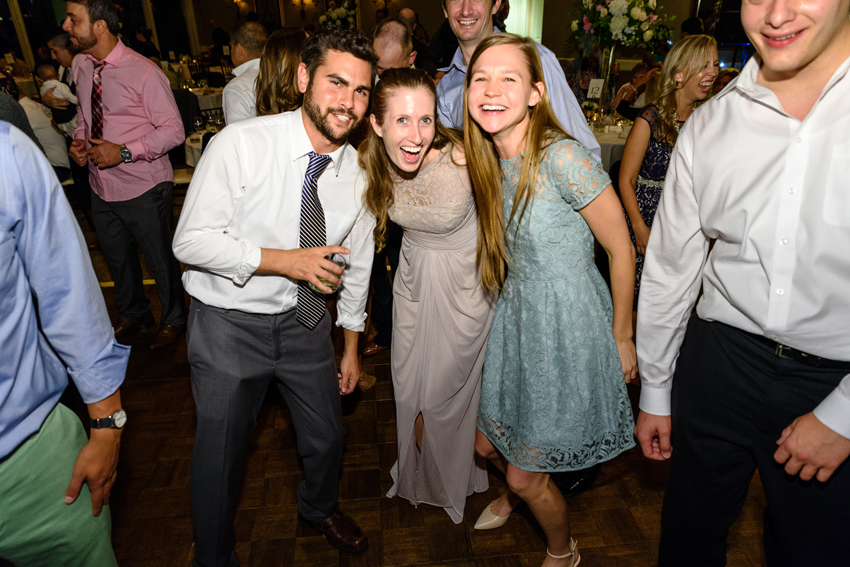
71, 25, 97, 52
302, 83, 361, 146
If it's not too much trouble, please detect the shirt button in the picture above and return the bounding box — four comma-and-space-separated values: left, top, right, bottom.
796, 137, 802, 143
780, 238, 788, 245
788, 187, 795, 194
776, 288, 785, 295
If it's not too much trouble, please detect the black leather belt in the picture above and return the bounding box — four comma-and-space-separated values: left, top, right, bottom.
746, 332, 850, 370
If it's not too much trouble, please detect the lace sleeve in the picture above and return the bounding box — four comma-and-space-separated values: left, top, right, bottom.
638, 104, 659, 139
547, 140, 612, 210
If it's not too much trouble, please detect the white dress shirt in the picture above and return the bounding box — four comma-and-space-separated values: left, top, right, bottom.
173, 108, 375, 331
637, 55, 850, 438
222, 58, 260, 125
18, 97, 70, 170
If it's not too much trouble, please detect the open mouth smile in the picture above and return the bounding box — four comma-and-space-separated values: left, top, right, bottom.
400, 145, 423, 164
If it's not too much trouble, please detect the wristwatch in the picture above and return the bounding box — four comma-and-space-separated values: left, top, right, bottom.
119, 144, 132, 163
90, 409, 128, 430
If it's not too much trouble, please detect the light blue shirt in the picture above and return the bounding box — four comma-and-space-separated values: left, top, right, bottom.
0, 122, 129, 459
436, 31, 602, 163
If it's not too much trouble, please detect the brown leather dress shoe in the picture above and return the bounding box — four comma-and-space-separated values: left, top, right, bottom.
362, 340, 389, 357
299, 510, 368, 554
113, 317, 155, 338
149, 324, 185, 349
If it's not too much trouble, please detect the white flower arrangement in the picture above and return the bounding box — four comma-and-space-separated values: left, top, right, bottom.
572, 0, 674, 55
319, 1, 357, 29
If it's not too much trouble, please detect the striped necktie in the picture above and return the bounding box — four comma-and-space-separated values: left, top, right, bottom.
91, 61, 106, 139
296, 151, 333, 330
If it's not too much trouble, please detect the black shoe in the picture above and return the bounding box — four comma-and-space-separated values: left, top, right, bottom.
552, 464, 601, 500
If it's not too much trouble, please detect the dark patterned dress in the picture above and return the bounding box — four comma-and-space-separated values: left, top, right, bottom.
625, 105, 676, 308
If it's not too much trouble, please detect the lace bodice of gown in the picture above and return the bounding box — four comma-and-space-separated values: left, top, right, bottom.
388, 145, 474, 235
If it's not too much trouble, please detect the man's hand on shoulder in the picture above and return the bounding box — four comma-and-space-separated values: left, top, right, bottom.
635, 410, 672, 461
65, 428, 121, 516
87, 138, 122, 169
774, 412, 850, 482
258, 246, 349, 293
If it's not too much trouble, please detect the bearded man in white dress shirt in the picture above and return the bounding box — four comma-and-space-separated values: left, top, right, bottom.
635, 0, 850, 565
173, 27, 376, 566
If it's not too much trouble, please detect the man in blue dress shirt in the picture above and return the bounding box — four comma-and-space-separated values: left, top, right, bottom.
435, 0, 601, 162
0, 122, 130, 566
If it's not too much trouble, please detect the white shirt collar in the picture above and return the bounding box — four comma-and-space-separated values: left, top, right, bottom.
287, 107, 349, 176
232, 58, 261, 77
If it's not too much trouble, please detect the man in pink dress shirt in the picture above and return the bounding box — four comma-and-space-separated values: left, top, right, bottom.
64, 0, 187, 349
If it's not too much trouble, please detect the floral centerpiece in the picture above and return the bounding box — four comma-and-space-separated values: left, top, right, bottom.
319, 1, 357, 29
571, 0, 673, 111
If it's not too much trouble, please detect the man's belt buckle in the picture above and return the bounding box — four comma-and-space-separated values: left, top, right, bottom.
775, 344, 794, 360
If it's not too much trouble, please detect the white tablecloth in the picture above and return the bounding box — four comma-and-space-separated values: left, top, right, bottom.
190, 88, 223, 111
15, 77, 38, 99
185, 135, 203, 167
594, 130, 628, 173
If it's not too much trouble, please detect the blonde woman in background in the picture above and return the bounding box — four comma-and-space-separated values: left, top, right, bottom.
619, 35, 718, 315
255, 27, 307, 116
359, 68, 501, 523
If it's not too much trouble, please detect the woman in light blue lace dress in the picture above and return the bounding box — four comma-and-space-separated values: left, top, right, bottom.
464, 35, 637, 567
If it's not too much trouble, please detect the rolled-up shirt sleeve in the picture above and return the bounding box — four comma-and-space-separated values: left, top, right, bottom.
335, 178, 376, 332
636, 120, 710, 416
814, 376, 850, 439
10, 126, 128, 404
173, 128, 261, 283
123, 67, 185, 161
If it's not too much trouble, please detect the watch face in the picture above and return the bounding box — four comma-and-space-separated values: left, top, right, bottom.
120, 148, 131, 162
113, 409, 127, 428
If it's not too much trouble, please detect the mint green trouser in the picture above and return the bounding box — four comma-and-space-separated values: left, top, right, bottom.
0, 404, 118, 567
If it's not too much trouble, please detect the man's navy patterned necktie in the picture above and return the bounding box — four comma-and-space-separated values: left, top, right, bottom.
296, 151, 333, 330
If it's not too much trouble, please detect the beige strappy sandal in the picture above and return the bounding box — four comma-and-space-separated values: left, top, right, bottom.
547, 538, 580, 566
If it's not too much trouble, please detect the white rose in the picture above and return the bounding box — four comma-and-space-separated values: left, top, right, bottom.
644, 29, 654, 41
599, 7, 608, 16
638, 10, 646, 20
319, 15, 327, 23
648, 0, 656, 8
609, 0, 629, 17
641, 21, 650, 30
610, 14, 629, 34
583, 0, 592, 8
571, 20, 579, 31
631, 6, 642, 19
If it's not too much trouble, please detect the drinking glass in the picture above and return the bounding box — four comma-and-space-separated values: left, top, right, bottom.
309, 254, 347, 294
194, 117, 205, 134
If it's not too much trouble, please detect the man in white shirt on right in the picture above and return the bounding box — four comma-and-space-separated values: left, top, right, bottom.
635, 0, 850, 565
222, 21, 267, 125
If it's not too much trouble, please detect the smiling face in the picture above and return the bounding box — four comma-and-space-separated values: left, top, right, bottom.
62, 2, 98, 53
371, 86, 437, 174
467, 43, 543, 159
443, 0, 501, 48
298, 49, 373, 151
676, 46, 719, 104
742, 0, 850, 82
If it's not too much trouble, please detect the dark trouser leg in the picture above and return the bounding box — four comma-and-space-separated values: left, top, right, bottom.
659, 317, 850, 567
92, 191, 152, 323
69, 150, 95, 230
370, 221, 402, 347
188, 300, 276, 567
272, 310, 344, 522
109, 183, 188, 327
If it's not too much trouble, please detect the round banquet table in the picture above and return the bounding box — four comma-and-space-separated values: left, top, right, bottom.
189, 88, 223, 111
185, 134, 203, 168
593, 130, 629, 173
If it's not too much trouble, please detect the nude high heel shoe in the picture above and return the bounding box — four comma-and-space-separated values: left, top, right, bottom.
473, 499, 510, 530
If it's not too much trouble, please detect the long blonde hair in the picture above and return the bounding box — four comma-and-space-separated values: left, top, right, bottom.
651, 34, 717, 147
463, 33, 571, 286
256, 27, 307, 116
358, 68, 503, 291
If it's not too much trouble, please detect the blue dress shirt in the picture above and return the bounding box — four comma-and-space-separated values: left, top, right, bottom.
0, 122, 129, 459
436, 31, 602, 163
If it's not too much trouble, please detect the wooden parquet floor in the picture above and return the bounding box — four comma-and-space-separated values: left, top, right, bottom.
69, 285, 770, 567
